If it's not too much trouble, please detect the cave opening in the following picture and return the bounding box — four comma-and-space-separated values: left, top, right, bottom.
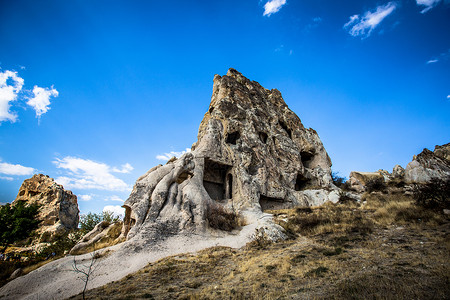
259, 195, 285, 211
203, 158, 233, 201
279, 120, 292, 139
295, 173, 311, 191
259, 132, 268, 144
300, 151, 314, 168
226, 131, 240, 145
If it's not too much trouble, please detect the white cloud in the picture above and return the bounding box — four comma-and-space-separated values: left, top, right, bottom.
426, 59, 439, 64
447, 95, 450, 99
0, 160, 34, 176
0, 176, 14, 181
263, 0, 286, 17
103, 205, 125, 218
156, 148, 191, 161
344, 2, 397, 38
0, 70, 24, 123
79, 194, 93, 201
105, 195, 124, 202
416, 0, 441, 13
26, 85, 59, 119
112, 163, 134, 174
53, 156, 131, 191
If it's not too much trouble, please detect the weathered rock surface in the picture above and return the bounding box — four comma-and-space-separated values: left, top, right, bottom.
13, 174, 79, 242
405, 146, 450, 183
392, 165, 405, 179
122, 69, 336, 241
70, 221, 123, 255
348, 171, 386, 192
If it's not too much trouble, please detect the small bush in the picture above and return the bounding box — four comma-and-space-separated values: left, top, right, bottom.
79, 211, 121, 234
207, 204, 238, 231
413, 178, 450, 209
365, 178, 386, 193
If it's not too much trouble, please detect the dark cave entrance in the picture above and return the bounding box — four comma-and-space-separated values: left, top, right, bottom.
295, 173, 311, 191
203, 158, 233, 201
259, 195, 285, 211
300, 151, 314, 169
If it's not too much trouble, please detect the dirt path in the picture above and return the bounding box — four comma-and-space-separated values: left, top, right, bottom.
0, 223, 258, 300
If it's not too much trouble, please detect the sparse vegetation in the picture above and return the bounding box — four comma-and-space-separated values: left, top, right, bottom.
71, 191, 449, 300
206, 204, 238, 232
79, 211, 121, 234
413, 177, 450, 209
365, 177, 387, 193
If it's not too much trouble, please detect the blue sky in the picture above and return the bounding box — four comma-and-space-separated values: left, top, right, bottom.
0, 0, 449, 216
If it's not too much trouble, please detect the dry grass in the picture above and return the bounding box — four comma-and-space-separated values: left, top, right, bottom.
70, 193, 450, 300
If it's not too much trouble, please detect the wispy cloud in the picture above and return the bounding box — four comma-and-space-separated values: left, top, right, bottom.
156, 148, 191, 161
105, 195, 124, 202
53, 156, 132, 191
344, 2, 397, 38
79, 194, 93, 201
112, 163, 134, 174
0, 160, 34, 176
0, 70, 24, 123
303, 17, 323, 34
416, 0, 441, 13
263, 0, 286, 17
26, 85, 59, 120
426, 49, 450, 64
0, 176, 14, 181
103, 205, 125, 218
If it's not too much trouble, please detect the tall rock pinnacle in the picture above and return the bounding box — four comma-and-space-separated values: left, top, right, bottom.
122, 69, 336, 241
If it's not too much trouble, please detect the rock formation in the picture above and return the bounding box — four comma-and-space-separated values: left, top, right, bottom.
405, 144, 450, 183
348, 143, 450, 192
13, 174, 79, 242
70, 221, 122, 255
121, 69, 336, 241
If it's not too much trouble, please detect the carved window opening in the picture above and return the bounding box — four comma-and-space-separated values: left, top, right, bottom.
259, 132, 268, 144
259, 195, 285, 211
225, 173, 233, 199
203, 158, 232, 201
209, 106, 214, 114
295, 174, 311, 191
279, 121, 292, 139
226, 131, 240, 145
300, 151, 314, 169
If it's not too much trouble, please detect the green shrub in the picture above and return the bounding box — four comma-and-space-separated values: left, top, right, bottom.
365, 178, 386, 193
79, 211, 121, 234
0, 201, 40, 249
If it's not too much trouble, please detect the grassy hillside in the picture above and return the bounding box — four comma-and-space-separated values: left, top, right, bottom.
70, 192, 449, 299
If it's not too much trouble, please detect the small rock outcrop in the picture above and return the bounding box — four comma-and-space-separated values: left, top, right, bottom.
348, 171, 386, 192
122, 69, 336, 241
405, 145, 450, 183
13, 174, 79, 242
70, 221, 123, 255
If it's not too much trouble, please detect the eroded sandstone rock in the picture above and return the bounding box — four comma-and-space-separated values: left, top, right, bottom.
122, 69, 336, 241
70, 221, 123, 255
13, 174, 79, 242
405, 147, 450, 183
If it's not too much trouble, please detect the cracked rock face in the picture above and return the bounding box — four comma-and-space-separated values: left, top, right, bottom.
405, 145, 450, 183
122, 69, 334, 240
13, 174, 79, 242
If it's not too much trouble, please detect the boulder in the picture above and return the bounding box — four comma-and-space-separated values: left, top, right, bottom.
348, 171, 385, 192
70, 221, 123, 255
13, 174, 79, 242
433, 143, 450, 162
121, 69, 336, 241
392, 165, 405, 179
404, 147, 450, 183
